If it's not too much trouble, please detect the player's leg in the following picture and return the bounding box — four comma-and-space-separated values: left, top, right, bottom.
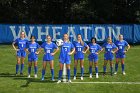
121, 58, 126, 75
16, 57, 20, 75
28, 61, 32, 78
73, 60, 78, 80
57, 63, 64, 83
66, 64, 71, 82
34, 61, 38, 78
94, 61, 99, 78
20, 57, 25, 75
41, 61, 47, 80
103, 60, 108, 75
89, 60, 93, 78
80, 59, 84, 80
20, 51, 26, 75
110, 60, 114, 76
50, 60, 55, 81
114, 58, 119, 74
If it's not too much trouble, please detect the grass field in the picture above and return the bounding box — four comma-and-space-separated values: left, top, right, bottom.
0, 45, 140, 93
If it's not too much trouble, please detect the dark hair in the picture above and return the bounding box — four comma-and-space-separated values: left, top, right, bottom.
30, 35, 36, 39
91, 37, 96, 43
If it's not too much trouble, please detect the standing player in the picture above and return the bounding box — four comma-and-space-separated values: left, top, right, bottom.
12, 31, 28, 75
114, 34, 130, 75
73, 34, 89, 80
102, 37, 118, 76
57, 34, 75, 83
26, 36, 41, 78
41, 35, 59, 81
88, 37, 102, 78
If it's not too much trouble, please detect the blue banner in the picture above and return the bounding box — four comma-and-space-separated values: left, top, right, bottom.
0, 24, 140, 43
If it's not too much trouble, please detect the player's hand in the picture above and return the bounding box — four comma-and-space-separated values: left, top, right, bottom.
123, 51, 127, 53
51, 53, 55, 56
35, 52, 39, 55
111, 51, 115, 54
82, 51, 86, 54
95, 52, 99, 55
68, 52, 72, 55
15, 49, 19, 51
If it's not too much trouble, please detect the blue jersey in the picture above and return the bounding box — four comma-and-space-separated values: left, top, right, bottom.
88, 43, 102, 54
115, 40, 128, 53
59, 41, 74, 64
41, 42, 58, 61
27, 42, 40, 57
88, 43, 102, 62
14, 38, 28, 50
102, 43, 117, 53
102, 42, 117, 60
73, 41, 88, 59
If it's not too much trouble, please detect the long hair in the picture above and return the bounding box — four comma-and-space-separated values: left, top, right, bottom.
77, 34, 84, 46
20, 31, 26, 38
107, 36, 113, 44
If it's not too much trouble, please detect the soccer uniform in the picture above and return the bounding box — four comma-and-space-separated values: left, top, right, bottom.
41, 42, 58, 61
115, 40, 129, 58
14, 38, 28, 57
59, 41, 74, 64
102, 42, 117, 61
14, 38, 28, 74
73, 41, 88, 60
88, 43, 102, 62
27, 42, 40, 62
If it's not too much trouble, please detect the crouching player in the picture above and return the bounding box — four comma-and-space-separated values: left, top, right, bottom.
26, 36, 41, 78
88, 37, 102, 78
57, 34, 75, 83
102, 37, 118, 76
41, 35, 59, 81
114, 34, 130, 75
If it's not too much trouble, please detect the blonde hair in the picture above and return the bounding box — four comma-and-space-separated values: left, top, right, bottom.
78, 34, 84, 46
20, 31, 26, 38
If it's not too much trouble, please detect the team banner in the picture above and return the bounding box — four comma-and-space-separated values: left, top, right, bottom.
0, 24, 139, 43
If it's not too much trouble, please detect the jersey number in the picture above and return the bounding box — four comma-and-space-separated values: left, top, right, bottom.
78, 48, 81, 51
47, 50, 50, 53
31, 49, 34, 52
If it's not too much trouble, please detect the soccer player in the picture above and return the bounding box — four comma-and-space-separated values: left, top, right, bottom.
26, 36, 41, 78
73, 34, 89, 80
88, 37, 102, 78
12, 31, 28, 76
114, 34, 130, 75
41, 35, 59, 81
102, 37, 118, 76
57, 34, 75, 83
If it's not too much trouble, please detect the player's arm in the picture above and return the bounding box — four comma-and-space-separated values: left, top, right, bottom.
125, 44, 130, 52
51, 47, 59, 56
83, 45, 89, 54
111, 47, 118, 54
36, 47, 42, 54
12, 42, 18, 51
69, 48, 75, 55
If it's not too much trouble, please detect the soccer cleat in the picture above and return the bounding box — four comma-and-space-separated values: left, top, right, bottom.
57, 80, 61, 84
81, 76, 83, 80
68, 80, 72, 83
34, 74, 37, 78
103, 72, 106, 76
114, 72, 117, 75
15, 73, 18, 76
73, 76, 76, 80
41, 77, 44, 81
51, 78, 55, 81
122, 72, 126, 75
96, 73, 99, 78
28, 74, 30, 78
89, 74, 92, 78
20, 73, 23, 76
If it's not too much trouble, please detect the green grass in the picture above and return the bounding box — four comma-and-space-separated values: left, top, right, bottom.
0, 45, 140, 93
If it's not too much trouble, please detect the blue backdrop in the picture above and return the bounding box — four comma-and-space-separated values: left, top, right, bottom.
0, 24, 140, 43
